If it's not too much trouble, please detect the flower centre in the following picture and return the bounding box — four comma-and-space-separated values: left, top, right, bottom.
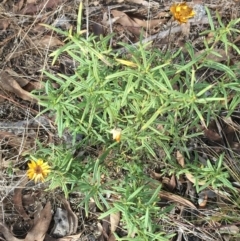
35, 165, 43, 174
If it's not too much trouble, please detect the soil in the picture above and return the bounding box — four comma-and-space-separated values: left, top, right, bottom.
0, 0, 240, 241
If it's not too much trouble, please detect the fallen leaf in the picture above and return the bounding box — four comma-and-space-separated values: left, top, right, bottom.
45, 233, 82, 241
198, 190, 208, 207
92, 22, 104, 36
13, 0, 24, 12
111, 10, 145, 36
20, 0, 61, 14
204, 128, 222, 142
19, 3, 41, 14
127, 0, 148, 4
149, 169, 162, 180
24, 202, 52, 241
57, 233, 82, 241
180, 22, 190, 37
0, 90, 6, 102
34, 203, 44, 221
168, 175, 176, 191
33, 35, 64, 48
101, 216, 110, 240
42, 0, 62, 9
108, 233, 116, 241
62, 198, 78, 234
176, 151, 206, 186
0, 222, 19, 241
97, 222, 106, 241
0, 19, 10, 30
159, 190, 197, 209
127, 0, 159, 8
27, 0, 37, 3
176, 150, 184, 167
148, 181, 197, 209
110, 212, 120, 232
44, 234, 58, 241
233, 34, 240, 44
0, 202, 52, 241
0, 131, 33, 151
185, 172, 206, 186
132, 18, 162, 29
23, 81, 44, 92
5, 68, 29, 87
13, 177, 29, 220
195, 48, 233, 63
0, 71, 37, 102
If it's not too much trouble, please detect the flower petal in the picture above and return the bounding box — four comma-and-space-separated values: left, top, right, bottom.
27, 159, 51, 183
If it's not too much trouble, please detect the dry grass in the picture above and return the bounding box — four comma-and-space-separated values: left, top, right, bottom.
0, 0, 240, 240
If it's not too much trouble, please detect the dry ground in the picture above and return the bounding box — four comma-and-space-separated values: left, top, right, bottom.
0, 0, 240, 241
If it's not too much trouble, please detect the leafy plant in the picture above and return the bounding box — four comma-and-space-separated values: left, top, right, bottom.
176, 153, 236, 193
31, 4, 240, 240
99, 163, 175, 241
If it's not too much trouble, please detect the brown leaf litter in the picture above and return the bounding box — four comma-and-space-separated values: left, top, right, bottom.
0, 0, 240, 240
19, 0, 62, 15
0, 178, 81, 241
110, 9, 167, 37
0, 70, 37, 103
0, 201, 52, 241
13, 177, 30, 221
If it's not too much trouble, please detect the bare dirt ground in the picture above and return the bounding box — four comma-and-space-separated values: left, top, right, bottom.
0, 0, 240, 241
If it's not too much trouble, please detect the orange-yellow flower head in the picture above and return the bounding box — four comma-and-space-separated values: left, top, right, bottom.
111, 128, 122, 142
170, 2, 195, 24
27, 159, 51, 183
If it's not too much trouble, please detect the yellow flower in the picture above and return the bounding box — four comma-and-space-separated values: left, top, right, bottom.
111, 128, 122, 142
170, 2, 195, 24
27, 159, 51, 183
